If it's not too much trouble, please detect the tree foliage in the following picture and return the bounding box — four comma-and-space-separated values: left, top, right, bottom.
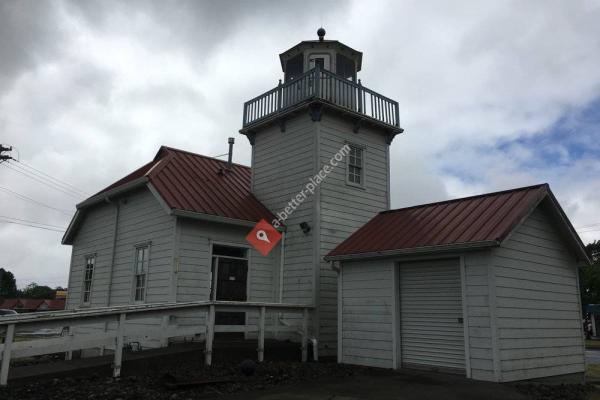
0, 268, 18, 298
579, 240, 600, 307
19, 282, 56, 299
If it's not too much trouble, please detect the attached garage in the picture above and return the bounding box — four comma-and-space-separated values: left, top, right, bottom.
327, 184, 591, 382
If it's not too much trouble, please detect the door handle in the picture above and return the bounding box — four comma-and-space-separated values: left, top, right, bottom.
457, 318, 464, 324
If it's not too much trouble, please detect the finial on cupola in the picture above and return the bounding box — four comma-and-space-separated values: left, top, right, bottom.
317, 27, 326, 42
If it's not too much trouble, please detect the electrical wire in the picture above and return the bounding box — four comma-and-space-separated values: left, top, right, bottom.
1, 162, 82, 199
0, 186, 73, 216
576, 222, 600, 230
0, 216, 66, 230
14, 160, 89, 196
0, 220, 65, 232
7, 161, 87, 197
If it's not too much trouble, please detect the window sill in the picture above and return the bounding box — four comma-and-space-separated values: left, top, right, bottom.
346, 181, 366, 190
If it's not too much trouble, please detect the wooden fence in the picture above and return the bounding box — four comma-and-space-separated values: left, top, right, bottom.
0, 300, 312, 386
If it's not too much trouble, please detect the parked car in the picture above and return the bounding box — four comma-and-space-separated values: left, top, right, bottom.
0, 309, 18, 316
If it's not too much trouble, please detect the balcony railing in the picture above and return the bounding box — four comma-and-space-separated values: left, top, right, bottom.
243, 67, 401, 129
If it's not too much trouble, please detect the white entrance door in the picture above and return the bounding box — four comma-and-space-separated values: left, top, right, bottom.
399, 258, 465, 372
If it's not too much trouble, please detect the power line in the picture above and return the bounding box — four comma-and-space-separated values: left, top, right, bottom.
576, 222, 600, 229
8, 161, 86, 197
0, 186, 73, 216
0, 220, 65, 232
0, 216, 66, 230
14, 160, 89, 196
1, 162, 82, 199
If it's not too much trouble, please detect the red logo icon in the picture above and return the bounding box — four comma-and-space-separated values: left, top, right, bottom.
246, 219, 282, 256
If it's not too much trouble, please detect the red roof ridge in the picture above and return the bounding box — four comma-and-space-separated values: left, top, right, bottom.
381, 183, 548, 215
157, 145, 251, 170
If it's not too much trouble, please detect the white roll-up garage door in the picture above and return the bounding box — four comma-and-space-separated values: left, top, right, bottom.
400, 258, 465, 372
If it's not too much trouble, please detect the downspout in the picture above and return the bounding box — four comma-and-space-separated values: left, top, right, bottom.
106, 200, 120, 306
278, 231, 286, 303
277, 230, 318, 360
102, 200, 119, 356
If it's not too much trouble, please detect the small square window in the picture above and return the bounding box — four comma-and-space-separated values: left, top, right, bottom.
134, 246, 149, 302
347, 144, 364, 187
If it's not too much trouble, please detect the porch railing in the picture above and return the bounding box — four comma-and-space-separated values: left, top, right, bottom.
0, 300, 312, 386
243, 67, 401, 129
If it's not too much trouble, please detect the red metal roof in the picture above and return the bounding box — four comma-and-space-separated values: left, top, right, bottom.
97, 146, 276, 223
327, 184, 550, 259
40, 299, 66, 310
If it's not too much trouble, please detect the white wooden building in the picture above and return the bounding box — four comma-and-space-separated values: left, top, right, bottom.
60, 29, 590, 382
326, 184, 591, 382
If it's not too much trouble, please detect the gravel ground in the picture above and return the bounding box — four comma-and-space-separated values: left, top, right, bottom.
0, 360, 365, 400
0, 359, 595, 400
515, 383, 595, 400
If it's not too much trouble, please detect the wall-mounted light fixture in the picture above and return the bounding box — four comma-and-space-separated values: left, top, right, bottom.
299, 222, 311, 234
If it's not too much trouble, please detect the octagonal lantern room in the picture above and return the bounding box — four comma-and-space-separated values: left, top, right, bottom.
279, 28, 362, 82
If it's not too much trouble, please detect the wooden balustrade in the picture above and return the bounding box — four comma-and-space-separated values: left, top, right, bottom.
0, 300, 312, 386
242, 67, 400, 129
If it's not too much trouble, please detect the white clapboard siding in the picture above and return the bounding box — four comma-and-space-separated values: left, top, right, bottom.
340, 259, 394, 368
68, 202, 117, 309
66, 188, 176, 348
464, 251, 495, 381
400, 258, 465, 371
318, 114, 390, 356
492, 206, 585, 382
252, 117, 315, 308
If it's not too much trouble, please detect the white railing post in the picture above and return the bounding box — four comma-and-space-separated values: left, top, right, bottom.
257, 306, 265, 362
0, 324, 15, 386
301, 308, 308, 362
113, 313, 126, 378
160, 315, 169, 347
64, 326, 73, 360
205, 304, 215, 366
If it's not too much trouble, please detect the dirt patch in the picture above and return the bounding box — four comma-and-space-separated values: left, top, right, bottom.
0, 360, 369, 400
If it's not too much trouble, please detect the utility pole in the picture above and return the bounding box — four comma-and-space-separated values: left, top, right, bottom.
0, 145, 12, 162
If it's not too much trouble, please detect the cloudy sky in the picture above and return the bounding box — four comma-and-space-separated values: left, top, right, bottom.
1, 0, 599, 288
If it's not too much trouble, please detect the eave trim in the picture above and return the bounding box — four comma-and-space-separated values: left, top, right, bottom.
324, 240, 500, 262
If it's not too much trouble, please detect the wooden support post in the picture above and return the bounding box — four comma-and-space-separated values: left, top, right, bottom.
205, 304, 215, 366
65, 326, 73, 360
0, 324, 15, 386
160, 315, 169, 347
113, 313, 126, 378
301, 308, 308, 362
257, 306, 265, 362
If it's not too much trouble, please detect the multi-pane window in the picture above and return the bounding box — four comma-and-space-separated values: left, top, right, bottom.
134, 246, 149, 302
348, 144, 364, 185
82, 256, 95, 305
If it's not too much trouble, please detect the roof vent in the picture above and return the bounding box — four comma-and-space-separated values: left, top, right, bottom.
227, 137, 235, 169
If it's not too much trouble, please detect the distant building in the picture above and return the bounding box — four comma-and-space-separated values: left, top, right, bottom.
0, 298, 65, 313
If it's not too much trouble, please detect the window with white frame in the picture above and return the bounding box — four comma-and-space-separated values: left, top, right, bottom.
134, 245, 149, 302
82, 255, 95, 305
347, 144, 364, 186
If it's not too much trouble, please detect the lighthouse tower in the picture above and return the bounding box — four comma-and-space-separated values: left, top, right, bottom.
240, 29, 403, 355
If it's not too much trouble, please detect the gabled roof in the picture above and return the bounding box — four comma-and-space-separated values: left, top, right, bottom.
63, 146, 276, 244
326, 184, 590, 264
